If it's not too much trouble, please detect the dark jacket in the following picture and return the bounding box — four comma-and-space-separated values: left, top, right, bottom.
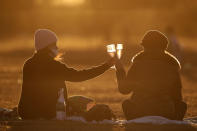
18, 53, 111, 119
116, 50, 183, 117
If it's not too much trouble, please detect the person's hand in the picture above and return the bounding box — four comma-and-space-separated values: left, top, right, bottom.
106, 57, 116, 67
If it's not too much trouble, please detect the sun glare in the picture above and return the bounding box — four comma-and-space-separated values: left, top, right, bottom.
53, 0, 85, 6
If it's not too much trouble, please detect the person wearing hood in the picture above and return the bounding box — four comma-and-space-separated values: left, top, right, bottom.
18, 29, 114, 120
115, 30, 187, 120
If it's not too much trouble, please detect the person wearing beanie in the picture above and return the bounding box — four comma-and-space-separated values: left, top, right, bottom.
18, 29, 115, 120
115, 30, 187, 120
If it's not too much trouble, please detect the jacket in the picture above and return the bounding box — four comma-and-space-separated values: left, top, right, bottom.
18, 53, 111, 119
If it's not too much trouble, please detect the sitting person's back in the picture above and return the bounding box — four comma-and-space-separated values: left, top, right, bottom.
18, 29, 114, 120
115, 30, 187, 120
18, 51, 66, 119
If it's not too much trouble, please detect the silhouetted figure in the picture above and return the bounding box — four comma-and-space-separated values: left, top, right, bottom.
115, 30, 187, 120
18, 29, 114, 120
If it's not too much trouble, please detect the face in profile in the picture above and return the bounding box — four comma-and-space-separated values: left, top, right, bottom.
48, 43, 59, 57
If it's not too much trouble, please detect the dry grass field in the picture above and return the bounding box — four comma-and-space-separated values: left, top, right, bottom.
0, 37, 197, 130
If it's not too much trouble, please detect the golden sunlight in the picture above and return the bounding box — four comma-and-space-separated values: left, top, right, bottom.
53, 0, 85, 6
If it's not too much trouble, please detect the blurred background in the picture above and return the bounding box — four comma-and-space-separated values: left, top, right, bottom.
1, 0, 197, 118
1, 0, 197, 64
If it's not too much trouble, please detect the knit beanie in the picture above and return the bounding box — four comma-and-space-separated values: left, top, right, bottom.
141, 30, 169, 50
34, 29, 58, 51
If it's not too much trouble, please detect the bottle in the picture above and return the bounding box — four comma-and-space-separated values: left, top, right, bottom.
56, 88, 66, 120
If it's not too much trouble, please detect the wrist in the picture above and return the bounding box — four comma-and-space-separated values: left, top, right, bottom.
103, 62, 112, 70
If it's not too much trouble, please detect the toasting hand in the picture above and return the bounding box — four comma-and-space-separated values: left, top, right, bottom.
106, 57, 116, 67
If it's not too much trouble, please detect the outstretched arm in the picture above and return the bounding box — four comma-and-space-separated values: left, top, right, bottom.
59, 58, 115, 82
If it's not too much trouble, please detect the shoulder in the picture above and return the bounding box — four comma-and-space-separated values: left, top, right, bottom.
52, 60, 71, 72
164, 51, 181, 70
54, 60, 67, 67
131, 51, 145, 63
131, 51, 181, 70
23, 54, 67, 68
23, 56, 34, 69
